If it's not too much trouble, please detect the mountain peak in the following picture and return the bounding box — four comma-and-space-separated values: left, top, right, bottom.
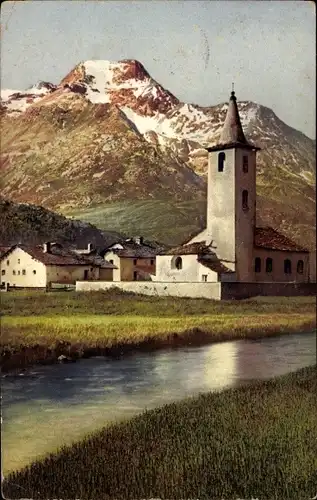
58, 58, 179, 115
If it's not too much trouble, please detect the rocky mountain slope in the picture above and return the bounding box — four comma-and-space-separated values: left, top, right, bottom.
1, 59, 315, 248
0, 199, 125, 248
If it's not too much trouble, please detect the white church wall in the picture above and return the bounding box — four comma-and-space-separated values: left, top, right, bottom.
153, 254, 218, 283
207, 148, 236, 263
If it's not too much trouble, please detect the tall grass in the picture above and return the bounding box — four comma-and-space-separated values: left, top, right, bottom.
1, 312, 316, 349
3, 366, 317, 499
1, 292, 315, 368
1, 289, 316, 317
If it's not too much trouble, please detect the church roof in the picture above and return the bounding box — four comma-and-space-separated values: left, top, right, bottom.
162, 241, 213, 256
198, 256, 234, 274
254, 227, 308, 252
206, 90, 260, 152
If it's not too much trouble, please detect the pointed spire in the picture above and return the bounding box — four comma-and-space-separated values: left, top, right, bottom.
219, 90, 248, 145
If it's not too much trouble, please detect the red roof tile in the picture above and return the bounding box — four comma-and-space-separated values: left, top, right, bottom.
0, 244, 116, 268
163, 241, 213, 256
198, 257, 234, 274
255, 227, 308, 252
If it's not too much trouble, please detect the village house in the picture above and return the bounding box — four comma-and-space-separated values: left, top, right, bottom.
103, 237, 160, 281
0, 242, 116, 289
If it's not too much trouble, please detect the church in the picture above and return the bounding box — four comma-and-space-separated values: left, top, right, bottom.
77, 90, 315, 298
153, 90, 311, 288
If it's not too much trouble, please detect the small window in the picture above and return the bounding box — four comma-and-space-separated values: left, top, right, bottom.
13, 270, 16, 275
133, 259, 137, 265
1, 282, 5, 287
18, 259, 20, 264
255, 257, 261, 273
297, 260, 304, 274
242, 156, 248, 173
218, 152, 226, 172
133, 271, 138, 281
202, 275, 208, 282
242, 190, 249, 210
1, 270, 5, 275
18, 270, 21, 275
22, 269, 26, 275
284, 259, 292, 274
6, 260, 9, 266
109, 259, 113, 264
266, 258, 273, 273
33, 270, 37, 275
175, 257, 183, 270
150, 259, 154, 265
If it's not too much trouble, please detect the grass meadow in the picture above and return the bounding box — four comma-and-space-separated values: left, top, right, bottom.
1, 291, 315, 356
3, 365, 317, 499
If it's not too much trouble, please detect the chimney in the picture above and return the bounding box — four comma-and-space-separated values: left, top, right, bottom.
43, 242, 51, 253
134, 236, 143, 245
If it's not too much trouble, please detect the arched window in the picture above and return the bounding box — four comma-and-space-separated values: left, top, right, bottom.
171, 256, 183, 270
242, 190, 249, 210
175, 256, 182, 270
242, 155, 248, 173
297, 260, 304, 274
266, 258, 273, 273
284, 259, 292, 274
218, 152, 226, 172
254, 257, 261, 273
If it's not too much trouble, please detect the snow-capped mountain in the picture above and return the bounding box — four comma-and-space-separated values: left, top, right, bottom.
1, 59, 315, 248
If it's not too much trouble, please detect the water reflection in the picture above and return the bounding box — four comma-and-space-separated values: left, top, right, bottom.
1, 331, 315, 474
204, 342, 238, 391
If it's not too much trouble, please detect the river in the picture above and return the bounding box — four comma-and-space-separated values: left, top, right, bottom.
1, 331, 315, 474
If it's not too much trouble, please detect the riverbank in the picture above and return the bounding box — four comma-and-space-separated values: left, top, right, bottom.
1, 291, 316, 372
3, 365, 317, 499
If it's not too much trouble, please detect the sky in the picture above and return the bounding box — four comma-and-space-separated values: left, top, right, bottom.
1, 0, 316, 138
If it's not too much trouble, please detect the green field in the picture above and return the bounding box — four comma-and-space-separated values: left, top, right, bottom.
3, 365, 317, 499
1, 291, 315, 371
63, 199, 207, 245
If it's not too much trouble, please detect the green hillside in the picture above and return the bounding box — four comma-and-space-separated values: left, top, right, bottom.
64, 199, 207, 246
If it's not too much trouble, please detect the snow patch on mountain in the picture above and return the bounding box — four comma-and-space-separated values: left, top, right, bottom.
1, 82, 56, 115
83, 60, 154, 102
121, 106, 175, 137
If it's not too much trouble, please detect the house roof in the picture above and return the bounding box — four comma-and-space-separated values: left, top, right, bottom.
206, 91, 260, 153
0, 244, 117, 268
0, 246, 11, 258
255, 227, 308, 252
106, 242, 159, 259
163, 241, 214, 256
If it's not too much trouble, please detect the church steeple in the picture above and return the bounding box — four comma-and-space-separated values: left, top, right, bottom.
219, 90, 248, 145
206, 88, 260, 153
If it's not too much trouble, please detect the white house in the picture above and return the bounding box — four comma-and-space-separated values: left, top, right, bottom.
103, 237, 159, 281
0, 243, 116, 289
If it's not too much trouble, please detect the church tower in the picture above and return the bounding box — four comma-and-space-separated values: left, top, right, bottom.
206, 90, 260, 281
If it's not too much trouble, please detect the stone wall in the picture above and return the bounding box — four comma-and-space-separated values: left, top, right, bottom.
76, 280, 222, 299
221, 281, 317, 300
76, 279, 316, 301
